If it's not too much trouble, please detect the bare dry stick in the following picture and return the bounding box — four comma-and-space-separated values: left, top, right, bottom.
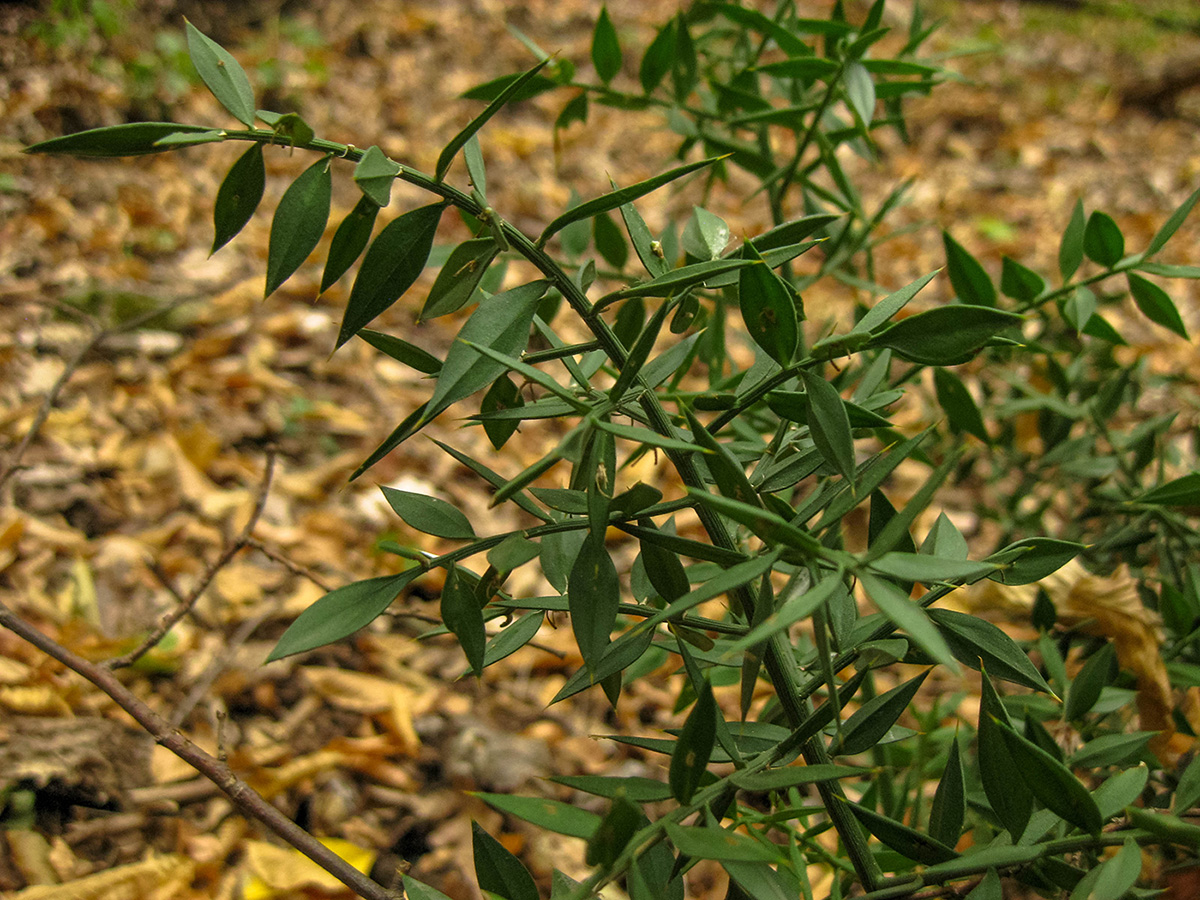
106, 450, 277, 670
0, 600, 400, 900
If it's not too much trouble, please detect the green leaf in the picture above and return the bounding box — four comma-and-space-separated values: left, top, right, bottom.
986, 537, 1082, 585
724, 576, 845, 656
608, 258, 754, 302
403, 875, 455, 900
867, 553, 995, 584
682, 207, 729, 261
689, 491, 821, 555
994, 718, 1102, 833
358, 330, 441, 375
350, 403, 430, 481
639, 18, 676, 93
337, 203, 443, 348
1000, 256, 1045, 303
437, 59, 550, 181
619, 201, 671, 280
1095, 765, 1148, 821
637, 529, 690, 603
1137, 472, 1200, 506
1069, 731, 1154, 768
766, 392, 891, 429
1087, 838, 1142, 900
866, 305, 1022, 365
185, 19, 255, 126
264, 157, 331, 298
212, 142, 265, 254
1128, 272, 1188, 338
586, 794, 642, 867
591, 5, 622, 84
1175, 752, 1200, 814
423, 280, 549, 425
933, 367, 988, 442
722, 861, 797, 900
480, 375, 524, 450
858, 573, 957, 669
255, 110, 313, 147
554, 775, 672, 802
1083, 210, 1124, 267
928, 736, 965, 848
1147, 186, 1200, 257
1059, 199, 1086, 282
844, 800, 958, 865
594, 212, 628, 270
965, 870, 1002, 900
799, 368, 855, 481
381, 486, 476, 539
472, 821, 539, 900
353, 145, 401, 207
608, 295, 674, 403
850, 270, 940, 335
943, 231, 996, 306
441, 566, 485, 676
569, 537, 620, 672
540, 156, 724, 246
320, 196, 379, 293
685, 410, 761, 509
551, 626, 655, 704
837, 669, 929, 756
977, 674, 1032, 840
1064, 642, 1116, 721
712, 3, 812, 56
739, 242, 799, 366
757, 57, 839, 80
927, 608, 1052, 693
462, 73, 559, 104
464, 134, 487, 197
25, 122, 215, 157
732, 764, 870, 792
266, 571, 418, 660
669, 679, 717, 803
481, 610, 543, 668
419, 237, 498, 320
153, 130, 225, 147
475, 793, 600, 839
843, 61, 876, 126
662, 823, 780, 862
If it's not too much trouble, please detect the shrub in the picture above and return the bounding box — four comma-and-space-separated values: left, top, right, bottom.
21, 3, 1200, 899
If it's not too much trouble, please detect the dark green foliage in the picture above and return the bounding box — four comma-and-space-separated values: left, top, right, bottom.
29, 7, 1200, 900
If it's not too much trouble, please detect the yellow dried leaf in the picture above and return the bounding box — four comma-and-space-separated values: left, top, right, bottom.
0, 686, 73, 716
242, 837, 375, 898
9, 852, 194, 900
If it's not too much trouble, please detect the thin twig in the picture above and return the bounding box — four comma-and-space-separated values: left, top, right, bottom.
246, 537, 335, 592
106, 451, 276, 670
168, 599, 283, 729
0, 600, 400, 900
0, 330, 105, 497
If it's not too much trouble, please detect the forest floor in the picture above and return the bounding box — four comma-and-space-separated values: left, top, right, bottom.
1, 1, 1200, 898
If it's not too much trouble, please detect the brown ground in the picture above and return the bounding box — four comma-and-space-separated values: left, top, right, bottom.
1, 1, 1199, 898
